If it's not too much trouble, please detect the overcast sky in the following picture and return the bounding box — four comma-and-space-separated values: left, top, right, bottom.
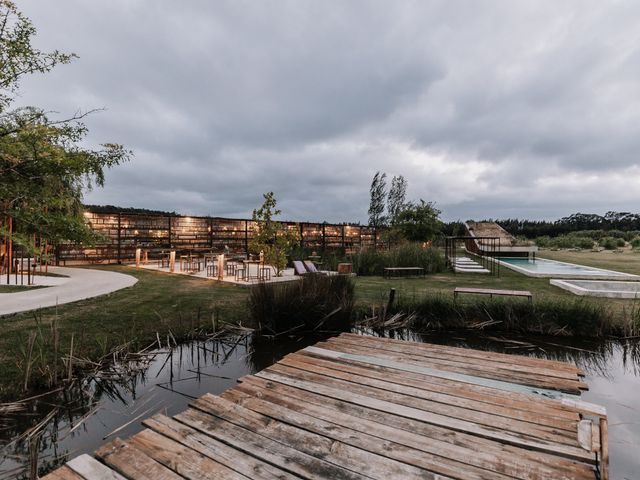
16, 1, 640, 223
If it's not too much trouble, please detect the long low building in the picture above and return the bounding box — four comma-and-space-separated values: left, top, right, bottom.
54, 207, 386, 265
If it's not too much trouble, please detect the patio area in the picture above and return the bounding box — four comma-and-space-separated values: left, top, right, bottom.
134, 252, 301, 287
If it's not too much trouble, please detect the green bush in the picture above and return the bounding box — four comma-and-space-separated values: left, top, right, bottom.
631, 236, 640, 249
537, 234, 593, 249
248, 274, 355, 333
601, 237, 625, 249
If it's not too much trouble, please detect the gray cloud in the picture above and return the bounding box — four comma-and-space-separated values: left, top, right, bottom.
16, 0, 640, 222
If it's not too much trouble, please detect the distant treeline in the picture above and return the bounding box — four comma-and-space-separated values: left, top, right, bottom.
84, 204, 178, 216
443, 212, 640, 239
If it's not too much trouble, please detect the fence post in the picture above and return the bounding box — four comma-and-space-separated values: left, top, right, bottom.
244, 220, 249, 256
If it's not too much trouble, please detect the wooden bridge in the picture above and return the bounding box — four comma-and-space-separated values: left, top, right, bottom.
43, 332, 608, 480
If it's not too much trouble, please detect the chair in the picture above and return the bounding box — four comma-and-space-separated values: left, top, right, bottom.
303, 260, 320, 274
292, 260, 307, 276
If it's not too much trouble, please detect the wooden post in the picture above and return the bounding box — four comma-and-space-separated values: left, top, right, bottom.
600, 417, 609, 480
135, 248, 141, 268
244, 220, 249, 257
217, 253, 225, 281
8, 216, 12, 281
169, 251, 176, 273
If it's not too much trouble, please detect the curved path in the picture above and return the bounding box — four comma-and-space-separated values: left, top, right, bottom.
0, 266, 138, 316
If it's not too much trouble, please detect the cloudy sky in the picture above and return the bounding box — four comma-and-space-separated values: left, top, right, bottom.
16, 1, 640, 223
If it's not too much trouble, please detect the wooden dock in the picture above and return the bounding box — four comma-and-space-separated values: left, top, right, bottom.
43, 332, 608, 480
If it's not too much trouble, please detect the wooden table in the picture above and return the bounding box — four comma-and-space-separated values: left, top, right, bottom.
383, 267, 425, 279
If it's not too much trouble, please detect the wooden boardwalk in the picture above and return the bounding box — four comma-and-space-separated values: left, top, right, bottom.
43, 333, 608, 480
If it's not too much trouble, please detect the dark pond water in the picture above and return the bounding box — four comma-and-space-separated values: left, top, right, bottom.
1, 330, 639, 480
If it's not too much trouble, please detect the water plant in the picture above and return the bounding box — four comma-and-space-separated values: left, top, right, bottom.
248, 274, 355, 334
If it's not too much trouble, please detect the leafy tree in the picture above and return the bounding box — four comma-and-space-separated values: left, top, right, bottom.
387, 175, 407, 225
0, 1, 130, 257
0, 1, 76, 112
394, 200, 443, 242
368, 171, 387, 227
250, 192, 299, 277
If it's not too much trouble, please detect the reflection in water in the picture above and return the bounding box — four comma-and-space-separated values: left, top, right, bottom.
1, 330, 639, 479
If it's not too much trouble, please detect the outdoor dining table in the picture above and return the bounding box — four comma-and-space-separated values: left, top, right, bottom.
242, 260, 262, 281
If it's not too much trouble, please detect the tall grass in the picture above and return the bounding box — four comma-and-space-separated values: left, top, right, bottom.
362, 293, 631, 337
248, 274, 355, 334
352, 243, 445, 276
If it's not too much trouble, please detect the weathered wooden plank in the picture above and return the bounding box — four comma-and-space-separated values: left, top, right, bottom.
40, 465, 85, 480
304, 346, 581, 399
189, 395, 446, 480
66, 454, 126, 480
340, 332, 584, 375
330, 334, 582, 382
95, 437, 183, 480
283, 352, 579, 430
315, 340, 586, 393
128, 429, 249, 480
318, 340, 588, 393
296, 349, 581, 421
142, 414, 301, 480
217, 389, 502, 480
174, 408, 369, 480
239, 375, 596, 478
223, 384, 594, 480
264, 362, 578, 445
254, 369, 594, 463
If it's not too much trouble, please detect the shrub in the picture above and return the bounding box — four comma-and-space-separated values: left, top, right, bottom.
248, 274, 355, 333
601, 237, 624, 249
631, 236, 640, 249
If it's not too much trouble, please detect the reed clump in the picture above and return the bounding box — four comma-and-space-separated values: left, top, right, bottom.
358, 293, 621, 337
352, 243, 445, 276
249, 274, 355, 334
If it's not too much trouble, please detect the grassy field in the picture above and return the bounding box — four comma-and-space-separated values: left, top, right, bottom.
1, 249, 638, 399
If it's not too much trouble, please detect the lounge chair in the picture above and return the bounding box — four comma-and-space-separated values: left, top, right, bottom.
303, 260, 337, 276
303, 260, 320, 274
292, 260, 307, 276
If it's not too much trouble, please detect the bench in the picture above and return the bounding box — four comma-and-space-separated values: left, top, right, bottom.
454, 287, 532, 302
383, 267, 425, 279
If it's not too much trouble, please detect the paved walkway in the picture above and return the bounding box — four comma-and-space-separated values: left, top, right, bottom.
0, 266, 138, 316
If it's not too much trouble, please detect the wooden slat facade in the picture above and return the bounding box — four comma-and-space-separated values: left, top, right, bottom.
56, 210, 385, 264
43, 333, 608, 480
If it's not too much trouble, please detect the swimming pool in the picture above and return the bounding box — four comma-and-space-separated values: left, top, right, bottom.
496, 257, 639, 280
